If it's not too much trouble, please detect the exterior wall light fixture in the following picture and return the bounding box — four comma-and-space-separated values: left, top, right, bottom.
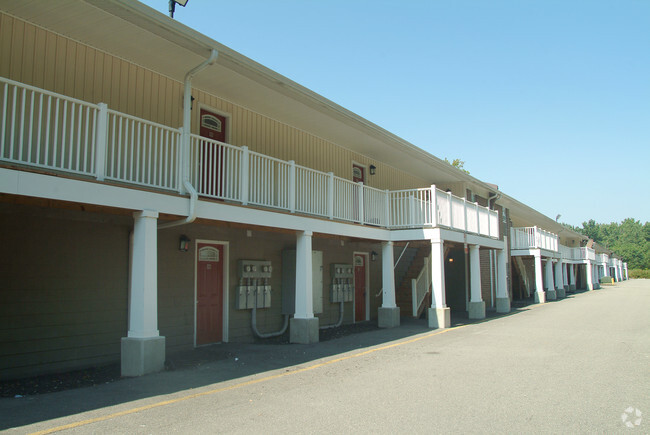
179, 235, 191, 252
369, 165, 376, 175
371, 251, 378, 261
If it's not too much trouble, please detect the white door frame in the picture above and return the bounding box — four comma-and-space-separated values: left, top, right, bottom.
353, 251, 370, 322
194, 239, 230, 346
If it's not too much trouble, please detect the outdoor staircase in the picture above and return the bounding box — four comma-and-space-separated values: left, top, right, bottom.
512, 257, 531, 299
395, 246, 430, 317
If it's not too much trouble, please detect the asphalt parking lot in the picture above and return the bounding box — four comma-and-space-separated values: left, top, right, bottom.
2, 280, 648, 434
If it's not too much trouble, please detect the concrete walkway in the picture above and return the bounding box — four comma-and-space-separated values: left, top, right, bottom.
2, 280, 649, 434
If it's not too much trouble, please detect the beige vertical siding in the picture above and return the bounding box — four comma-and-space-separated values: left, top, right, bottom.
1, 12, 428, 192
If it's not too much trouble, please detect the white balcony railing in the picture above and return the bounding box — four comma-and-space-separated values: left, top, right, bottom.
0, 77, 499, 238
510, 227, 559, 252
579, 247, 596, 261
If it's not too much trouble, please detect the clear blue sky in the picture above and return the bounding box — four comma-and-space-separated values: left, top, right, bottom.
141, 0, 649, 227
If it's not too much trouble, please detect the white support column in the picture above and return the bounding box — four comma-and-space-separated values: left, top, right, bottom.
379, 241, 400, 328
562, 262, 569, 291
468, 244, 485, 319
496, 249, 510, 313
428, 240, 450, 328
569, 264, 576, 290
290, 231, 318, 343
534, 251, 546, 303
122, 210, 165, 377
595, 263, 603, 289
545, 258, 557, 300
585, 261, 594, 291
555, 259, 566, 298
624, 263, 628, 280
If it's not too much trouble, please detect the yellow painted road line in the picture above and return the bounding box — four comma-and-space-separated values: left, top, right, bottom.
30, 324, 468, 435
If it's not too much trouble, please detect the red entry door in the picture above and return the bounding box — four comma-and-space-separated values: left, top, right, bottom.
354, 254, 366, 322
199, 109, 227, 198
352, 164, 365, 184
196, 243, 224, 345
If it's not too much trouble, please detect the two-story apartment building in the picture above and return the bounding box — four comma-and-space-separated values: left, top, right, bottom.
0, 0, 516, 379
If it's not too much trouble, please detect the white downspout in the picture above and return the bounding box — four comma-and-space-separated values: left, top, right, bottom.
158, 49, 218, 230
158, 180, 197, 229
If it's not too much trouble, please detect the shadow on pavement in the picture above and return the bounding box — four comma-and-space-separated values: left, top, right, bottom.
1, 308, 531, 430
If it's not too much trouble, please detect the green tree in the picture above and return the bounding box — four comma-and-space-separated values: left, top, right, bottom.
581, 219, 601, 242
444, 158, 469, 174
576, 218, 650, 270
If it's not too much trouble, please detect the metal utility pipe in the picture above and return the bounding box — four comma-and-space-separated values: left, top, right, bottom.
158, 49, 217, 230
158, 180, 197, 229
319, 302, 344, 330
251, 305, 289, 339
182, 49, 218, 183
488, 193, 501, 209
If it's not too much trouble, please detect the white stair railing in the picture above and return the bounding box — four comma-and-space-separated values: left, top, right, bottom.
411, 255, 431, 317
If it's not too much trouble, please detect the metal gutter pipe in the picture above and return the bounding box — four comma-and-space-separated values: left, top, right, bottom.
158, 49, 217, 230
488, 192, 502, 209
158, 179, 198, 229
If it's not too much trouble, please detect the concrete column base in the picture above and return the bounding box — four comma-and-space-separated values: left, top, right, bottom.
428, 307, 451, 329
594, 283, 601, 290
496, 297, 511, 313
378, 307, 400, 328
546, 289, 557, 300
535, 291, 546, 304
290, 317, 319, 344
569, 284, 576, 291
557, 288, 566, 298
468, 301, 486, 320
121, 336, 165, 377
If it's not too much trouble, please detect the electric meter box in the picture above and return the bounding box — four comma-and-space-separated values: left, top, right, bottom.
236, 260, 273, 310
238, 260, 273, 278
330, 263, 353, 303
330, 264, 353, 279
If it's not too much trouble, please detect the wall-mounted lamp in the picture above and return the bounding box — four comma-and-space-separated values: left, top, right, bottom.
448, 257, 454, 263
179, 235, 190, 252
371, 251, 378, 261
369, 165, 376, 175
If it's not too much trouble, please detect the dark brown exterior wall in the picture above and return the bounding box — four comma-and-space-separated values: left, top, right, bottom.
1, 202, 385, 379
0, 204, 130, 379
